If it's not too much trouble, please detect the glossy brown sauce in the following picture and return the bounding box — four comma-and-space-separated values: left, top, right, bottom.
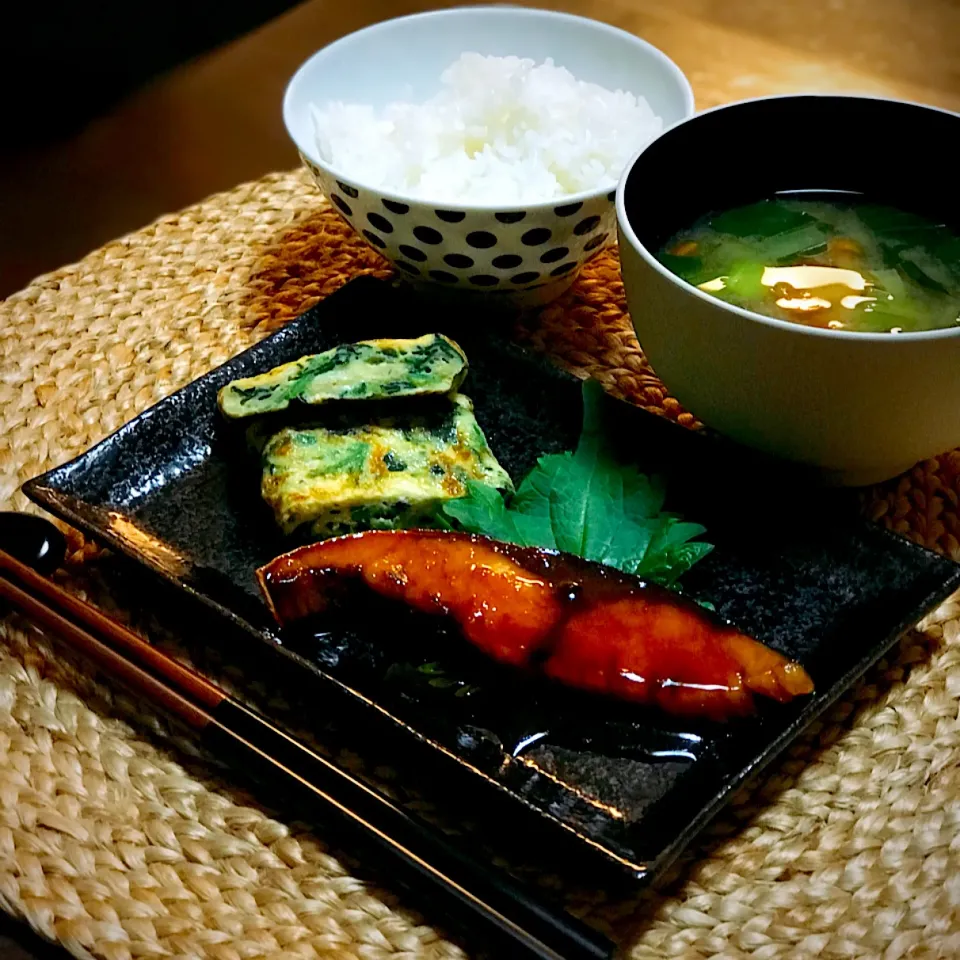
259, 530, 813, 721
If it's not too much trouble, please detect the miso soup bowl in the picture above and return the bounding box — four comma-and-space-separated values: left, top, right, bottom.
284, 6, 694, 308
616, 94, 960, 486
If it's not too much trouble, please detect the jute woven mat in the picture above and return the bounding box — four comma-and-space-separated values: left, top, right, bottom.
3, 168, 960, 960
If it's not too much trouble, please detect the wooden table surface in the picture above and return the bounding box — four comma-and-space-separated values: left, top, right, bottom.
1, 0, 957, 299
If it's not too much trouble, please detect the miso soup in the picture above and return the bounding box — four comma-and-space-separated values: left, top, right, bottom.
658, 195, 960, 333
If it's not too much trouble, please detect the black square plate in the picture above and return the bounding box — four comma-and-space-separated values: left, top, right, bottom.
24, 276, 960, 884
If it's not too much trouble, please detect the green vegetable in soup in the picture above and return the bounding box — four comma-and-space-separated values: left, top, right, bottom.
658, 196, 960, 333
709, 200, 811, 238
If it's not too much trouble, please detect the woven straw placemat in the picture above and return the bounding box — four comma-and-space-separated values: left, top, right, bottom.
3, 168, 960, 960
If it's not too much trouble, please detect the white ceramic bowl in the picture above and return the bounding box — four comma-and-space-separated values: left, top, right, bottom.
616, 95, 960, 486
284, 6, 694, 308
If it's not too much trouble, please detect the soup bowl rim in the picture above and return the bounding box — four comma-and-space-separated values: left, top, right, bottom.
615, 92, 960, 344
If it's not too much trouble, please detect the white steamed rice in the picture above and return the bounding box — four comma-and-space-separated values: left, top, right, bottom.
311, 53, 663, 204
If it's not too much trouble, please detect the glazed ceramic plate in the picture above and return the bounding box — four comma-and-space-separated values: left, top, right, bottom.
24, 276, 960, 884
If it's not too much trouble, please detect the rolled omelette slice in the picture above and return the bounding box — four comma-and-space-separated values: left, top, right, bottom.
252, 394, 513, 538
218, 333, 468, 419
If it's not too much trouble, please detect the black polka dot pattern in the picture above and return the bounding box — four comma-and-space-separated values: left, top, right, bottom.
414, 226, 443, 245
399, 245, 427, 262
367, 212, 393, 233
343, 185, 614, 295
466, 231, 497, 249
331, 195, 352, 217
521, 228, 551, 246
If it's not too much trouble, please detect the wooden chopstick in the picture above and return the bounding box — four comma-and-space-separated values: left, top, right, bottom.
0, 547, 222, 714
0, 546, 615, 960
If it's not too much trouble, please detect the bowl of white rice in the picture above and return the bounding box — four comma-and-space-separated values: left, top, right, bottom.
284, 6, 694, 307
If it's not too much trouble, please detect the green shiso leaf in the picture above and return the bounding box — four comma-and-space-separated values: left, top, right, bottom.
441, 381, 713, 587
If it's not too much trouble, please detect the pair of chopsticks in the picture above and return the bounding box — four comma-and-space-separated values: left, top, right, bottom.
0, 540, 615, 960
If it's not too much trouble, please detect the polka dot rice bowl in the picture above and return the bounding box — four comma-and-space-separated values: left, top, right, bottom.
284, 7, 695, 308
